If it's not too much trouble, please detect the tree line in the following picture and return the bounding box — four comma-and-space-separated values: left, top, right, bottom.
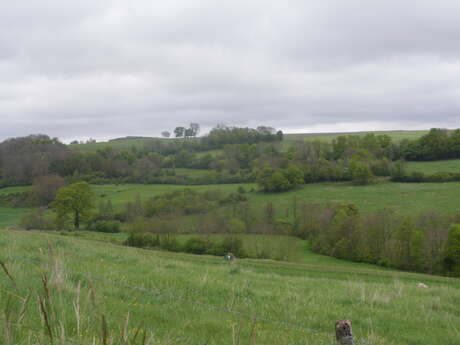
2, 128, 460, 191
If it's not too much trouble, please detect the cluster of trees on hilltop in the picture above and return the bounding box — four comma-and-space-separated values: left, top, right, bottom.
0, 125, 284, 187
201, 125, 283, 149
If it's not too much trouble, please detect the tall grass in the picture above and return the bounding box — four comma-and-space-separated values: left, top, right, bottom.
1, 230, 459, 345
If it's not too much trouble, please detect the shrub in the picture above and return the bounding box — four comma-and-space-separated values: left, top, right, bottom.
350, 160, 374, 185
91, 220, 121, 233
124, 232, 159, 247
158, 234, 182, 252
183, 237, 210, 254
219, 236, 245, 257
237, 186, 247, 194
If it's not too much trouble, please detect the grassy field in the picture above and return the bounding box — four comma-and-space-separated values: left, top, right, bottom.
92, 183, 254, 208
56, 231, 395, 271
406, 159, 460, 174
1, 229, 459, 345
2, 180, 460, 228
283, 130, 429, 142
249, 181, 460, 215
172, 168, 212, 178
91, 181, 460, 215
0, 207, 32, 228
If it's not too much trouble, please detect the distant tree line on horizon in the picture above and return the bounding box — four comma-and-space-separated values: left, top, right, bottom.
1, 127, 460, 193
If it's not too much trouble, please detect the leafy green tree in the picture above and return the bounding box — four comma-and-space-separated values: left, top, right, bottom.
174, 127, 185, 138
269, 172, 291, 192
276, 130, 284, 141
390, 160, 407, 181
284, 164, 304, 187
51, 182, 94, 229
350, 160, 373, 185
189, 123, 200, 137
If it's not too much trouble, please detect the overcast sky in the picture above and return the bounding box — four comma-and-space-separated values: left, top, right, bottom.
1, 1, 460, 142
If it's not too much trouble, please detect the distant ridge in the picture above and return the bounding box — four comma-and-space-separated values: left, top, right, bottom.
109, 136, 155, 142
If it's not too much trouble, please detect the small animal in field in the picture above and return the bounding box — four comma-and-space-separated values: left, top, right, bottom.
224, 252, 236, 263
417, 282, 428, 288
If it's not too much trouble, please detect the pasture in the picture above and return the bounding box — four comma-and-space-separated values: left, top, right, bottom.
57, 231, 394, 271
406, 159, 460, 174
91, 181, 460, 215
0, 207, 32, 228
3, 180, 460, 228
1, 229, 459, 345
283, 130, 429, 142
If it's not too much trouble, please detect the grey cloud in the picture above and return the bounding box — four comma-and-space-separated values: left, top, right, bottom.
1, 0, 460, 142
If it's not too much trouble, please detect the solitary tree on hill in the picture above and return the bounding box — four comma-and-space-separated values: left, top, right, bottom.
174, 127, 185, 138
51, 182, 94, 229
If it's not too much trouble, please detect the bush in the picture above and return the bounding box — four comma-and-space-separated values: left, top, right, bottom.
218, 236, 245, 257
183, 237, 210, 254
237, 186, 247, 194
350, 160, 374, 185
158, 234, 182, 252
91, 220, 121, 233
124, 232, 159, 247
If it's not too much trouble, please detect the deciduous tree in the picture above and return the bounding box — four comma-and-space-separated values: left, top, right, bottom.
51, 182, 94, 229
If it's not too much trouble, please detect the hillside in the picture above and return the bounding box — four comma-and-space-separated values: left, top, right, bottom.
68, 130, 430, 152
283, 130, 429, 142
3, 179, 460, 232
1, 229, 459, 345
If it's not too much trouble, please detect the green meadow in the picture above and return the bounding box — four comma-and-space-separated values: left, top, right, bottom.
3, 180, 460, 228
406, 159, 460, 174
91, 181, 460, 215
1, 229, 459, 345
0, 207, 32, 228
283, 130, 429, 142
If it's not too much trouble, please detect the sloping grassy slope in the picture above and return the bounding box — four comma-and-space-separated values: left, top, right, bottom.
1, 230, 459, 345
91, 181, 460, 214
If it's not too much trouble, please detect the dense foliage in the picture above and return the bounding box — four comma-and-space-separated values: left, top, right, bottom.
2, 128, 460, 191
297, 203, 460, 276
51, 182, 94, 229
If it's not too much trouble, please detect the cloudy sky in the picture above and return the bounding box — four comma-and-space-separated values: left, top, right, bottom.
1, 0, 460, 142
